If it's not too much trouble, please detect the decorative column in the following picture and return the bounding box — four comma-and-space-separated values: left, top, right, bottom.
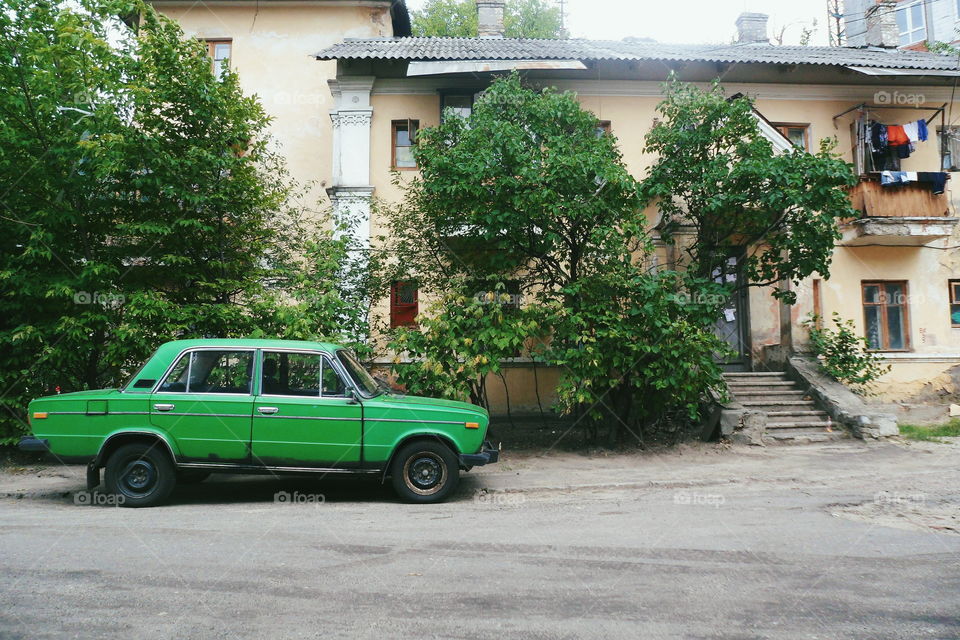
327, 76, 375, 246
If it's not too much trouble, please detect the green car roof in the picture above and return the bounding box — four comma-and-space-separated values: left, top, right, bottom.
127, 338, 347, 391
158, 338, 343, 352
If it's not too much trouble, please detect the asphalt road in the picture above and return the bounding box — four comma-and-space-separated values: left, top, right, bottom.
1, 441, 959, 639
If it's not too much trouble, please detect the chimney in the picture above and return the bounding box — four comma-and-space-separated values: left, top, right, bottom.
477, 0, 505, 38
735, 12, 769, 44
865, 0, 899, 48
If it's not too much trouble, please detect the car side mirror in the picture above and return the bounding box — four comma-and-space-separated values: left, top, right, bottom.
346, 389, 359, 405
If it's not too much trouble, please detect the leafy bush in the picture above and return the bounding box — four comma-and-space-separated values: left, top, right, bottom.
805, 313, 890, 393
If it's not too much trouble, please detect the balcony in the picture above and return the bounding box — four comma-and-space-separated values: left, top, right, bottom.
842, 176, 957, 246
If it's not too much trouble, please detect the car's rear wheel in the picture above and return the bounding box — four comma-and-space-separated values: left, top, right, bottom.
104, 443, 176, 508
390, 440, 459, 503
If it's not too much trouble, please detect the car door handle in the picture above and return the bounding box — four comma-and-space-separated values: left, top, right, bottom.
257, 406, 279, 415
153, 403, 175, 412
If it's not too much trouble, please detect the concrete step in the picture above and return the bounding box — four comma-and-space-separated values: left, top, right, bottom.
766, 429, 846, 443
723, 371, 787, 377
766, 410, 829, 417
727, 381, 797, 387
735, 391, 810, 398
729, 387, 807, 395
766, 421, 834, 429
741, 400, 817, 408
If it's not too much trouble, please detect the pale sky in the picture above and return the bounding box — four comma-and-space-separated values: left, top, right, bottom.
404, 0, 833, 46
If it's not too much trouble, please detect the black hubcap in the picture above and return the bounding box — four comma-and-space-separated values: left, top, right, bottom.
405, 453, 444, 495
119, 459, 158, 497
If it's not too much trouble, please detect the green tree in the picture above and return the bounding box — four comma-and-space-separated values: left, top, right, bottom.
383, 73, 727, 443
0, 0, 373, 442
640, 78, 857, 302
412, 0, 562, 38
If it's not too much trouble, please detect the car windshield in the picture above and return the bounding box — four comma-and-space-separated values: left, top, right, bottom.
336, 350, 381, 397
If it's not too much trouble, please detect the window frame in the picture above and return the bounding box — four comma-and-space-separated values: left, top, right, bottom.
895, 1, 926, 46
772, 123, 810, 151
439, 91, 477, 122
861, 281, 911, 352
153, 348, 255, 396
950, 280, 960, 328
205, 38, 232, 79
257, 349, 349, 399
391, 119, 419, 170
390, 281, 419, 329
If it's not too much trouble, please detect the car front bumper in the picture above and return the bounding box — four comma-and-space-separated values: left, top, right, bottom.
459, 440, 500, 467
18, 436, 50, 452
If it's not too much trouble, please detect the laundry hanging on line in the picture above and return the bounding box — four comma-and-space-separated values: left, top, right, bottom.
879, 170, 948, 194
869, 118, 928, 170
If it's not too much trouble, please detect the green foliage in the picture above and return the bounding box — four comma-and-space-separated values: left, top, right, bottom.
804, 313, 890, 393
389, 283, 544, 408
0, 0, 373, 442
384, 73, 727, 443
412, 0, 562, 38
898, 420, 960, 442
641, 77, 857, 303
549, 268, 729, 446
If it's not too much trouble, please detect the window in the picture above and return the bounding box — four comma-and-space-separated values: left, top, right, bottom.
260, 351, 346, 397
896, 1, 926, 46
391, 119, 418, 169
337, 350, 380, 397
862, 282, 910, 351
773, 123, 809, 151
390, 281, 418, 328
938, 126, 960, 171
950, 280, 960, 327
595, 120, 612, 137
160, 350, 253, 394
441, 93, 474, 122
206, 39, 232, 79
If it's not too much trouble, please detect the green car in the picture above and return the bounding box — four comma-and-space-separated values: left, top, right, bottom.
19, 339, 498, 507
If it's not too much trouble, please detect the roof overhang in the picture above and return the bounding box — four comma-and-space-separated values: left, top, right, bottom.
846, 65, 960, 77
406, 59, 588, 76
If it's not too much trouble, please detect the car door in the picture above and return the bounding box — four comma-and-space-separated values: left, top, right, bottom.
150, 348, 255, 464
250, 350, 362, 468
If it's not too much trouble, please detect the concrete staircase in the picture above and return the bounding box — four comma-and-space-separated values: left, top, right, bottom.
723, 371, 844, 443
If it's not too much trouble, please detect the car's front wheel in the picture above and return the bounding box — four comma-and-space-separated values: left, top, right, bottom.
390, 440, 459, 503
104, 443, 176, 508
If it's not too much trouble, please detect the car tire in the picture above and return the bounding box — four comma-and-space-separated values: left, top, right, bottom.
177, 470, 211, 484
390, 440, 459, 503
104, 443, 176, 508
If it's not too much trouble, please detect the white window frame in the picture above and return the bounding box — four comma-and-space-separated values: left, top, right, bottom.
896, 1, 926, 46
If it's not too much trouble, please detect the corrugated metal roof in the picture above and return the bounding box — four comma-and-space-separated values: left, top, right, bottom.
315, 37, 960, 71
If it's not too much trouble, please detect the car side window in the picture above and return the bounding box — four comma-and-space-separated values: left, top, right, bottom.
262, 351, 321, 397
321, 359, 347, 397
158, 353, 190, 392
159, 350, 253, 394
260, 351, 348, 397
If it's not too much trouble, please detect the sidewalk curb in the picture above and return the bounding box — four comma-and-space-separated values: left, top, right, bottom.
473, 476, 743, 495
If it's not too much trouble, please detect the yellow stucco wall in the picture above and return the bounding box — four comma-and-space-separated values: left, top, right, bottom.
152, 2, 394, 216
